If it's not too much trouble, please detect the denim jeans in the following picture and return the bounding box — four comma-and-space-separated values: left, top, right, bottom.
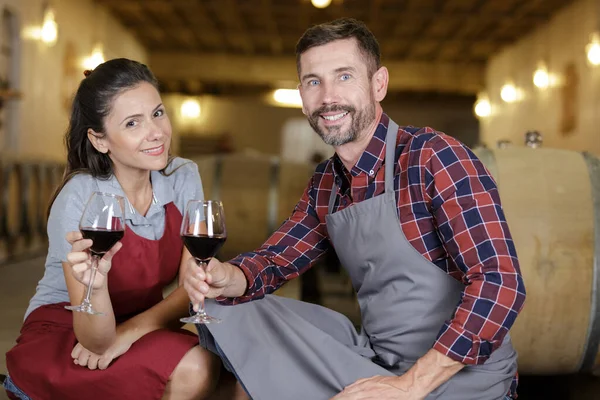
196, 321, 253, 398
3, 374, 32, 400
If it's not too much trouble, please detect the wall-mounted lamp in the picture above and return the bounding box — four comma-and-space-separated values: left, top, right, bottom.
311, 0, 332, 9
273, 89, 303, 108
500, 82, 520, 103
23, 6, 58, 45
586, 32, 600, 66
533, 63, 550, 89
82, 44, 105, 70
473, 94, 491, 118
40, 8, 58, 45
180, 99, 201, 119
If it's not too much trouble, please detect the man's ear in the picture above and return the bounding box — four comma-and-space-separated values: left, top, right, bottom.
87, 129, 109, 154
372, 66, 389, 103
297, 83, 309, 116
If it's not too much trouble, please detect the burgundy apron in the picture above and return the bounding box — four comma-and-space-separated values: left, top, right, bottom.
6, 202, 198, 400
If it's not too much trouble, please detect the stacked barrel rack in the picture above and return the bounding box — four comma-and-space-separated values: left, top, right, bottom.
0, 158, 64, 264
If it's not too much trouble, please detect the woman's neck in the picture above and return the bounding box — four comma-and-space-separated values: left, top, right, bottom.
113, 166, 153, 216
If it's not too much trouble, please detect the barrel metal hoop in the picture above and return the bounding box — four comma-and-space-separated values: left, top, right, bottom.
580, 151, 600, 372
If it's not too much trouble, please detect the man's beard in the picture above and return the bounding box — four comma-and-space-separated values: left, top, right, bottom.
308, 102, 376, 146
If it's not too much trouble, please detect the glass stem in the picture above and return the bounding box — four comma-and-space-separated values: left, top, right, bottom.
197, 259, 208, 316
82, 255, 99, 306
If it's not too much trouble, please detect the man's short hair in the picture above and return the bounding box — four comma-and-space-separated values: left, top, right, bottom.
295, 18, 381, 78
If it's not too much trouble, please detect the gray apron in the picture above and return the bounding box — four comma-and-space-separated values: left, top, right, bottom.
200, 119, 518, 400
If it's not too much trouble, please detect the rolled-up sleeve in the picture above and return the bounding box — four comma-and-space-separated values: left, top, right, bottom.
424, 136, 526, 365
218, 177, 330, 305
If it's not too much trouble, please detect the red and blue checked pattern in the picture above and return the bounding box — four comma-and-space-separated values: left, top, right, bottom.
224, 113, 524, 397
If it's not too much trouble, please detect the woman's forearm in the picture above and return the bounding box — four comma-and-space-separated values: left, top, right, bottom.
119, 286, 191, 340
72, 286, 117, 354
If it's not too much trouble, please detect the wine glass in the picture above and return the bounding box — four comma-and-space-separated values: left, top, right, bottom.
180, 200, 227, 324
65, 192, 126, 315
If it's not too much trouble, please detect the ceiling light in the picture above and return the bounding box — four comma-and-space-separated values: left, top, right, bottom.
181, 99, 201, 119
273, 89, 303, 108
311, 0, 332, 9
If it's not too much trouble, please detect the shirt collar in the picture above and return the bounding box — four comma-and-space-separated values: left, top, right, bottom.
331, 112, 390, 179
94, 170, 174, 221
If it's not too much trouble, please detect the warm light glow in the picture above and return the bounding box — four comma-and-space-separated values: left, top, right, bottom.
40, 10, 58, 45
180, 99, 201, 119
311, 0, 332, 9
500, 83, 518, 103
587, 33, 600, 66
474, 98, 491, 118
273, 89, 303, 108
533, 65, 549, 89
23, 26, 42, 40
83, 45, 105, 70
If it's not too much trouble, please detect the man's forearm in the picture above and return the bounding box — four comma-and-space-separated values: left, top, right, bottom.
395, 348, 464, 397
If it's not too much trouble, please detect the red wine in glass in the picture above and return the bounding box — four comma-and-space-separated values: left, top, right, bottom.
65, 192, 126, 315
81, 228, 125, 257
180, 200, 227, 324
182, 235, 226, 263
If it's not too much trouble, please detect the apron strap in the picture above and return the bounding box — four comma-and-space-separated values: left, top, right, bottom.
327, 118, 400, 214
384, 120, 399, 195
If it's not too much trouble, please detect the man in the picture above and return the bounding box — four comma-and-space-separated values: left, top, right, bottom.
184, 18, 525, 400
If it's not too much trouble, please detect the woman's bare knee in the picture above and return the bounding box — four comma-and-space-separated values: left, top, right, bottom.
209, 369, 250, 400
163, 346, 220, 400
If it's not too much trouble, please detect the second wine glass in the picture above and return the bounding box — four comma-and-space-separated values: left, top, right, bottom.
180, 200, 227, 324
65, 192, 126, 315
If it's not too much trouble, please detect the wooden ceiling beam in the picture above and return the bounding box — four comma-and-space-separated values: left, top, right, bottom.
261, 0, 283, 55
430, 0, 491, 61
140, 29, 512, 49
149, 52, 484, 95
222, 0, 254, 54
369, 0, 383, 28
172, 1, 223, 49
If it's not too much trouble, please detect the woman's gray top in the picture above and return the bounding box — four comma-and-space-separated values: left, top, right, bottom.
24, 157, 204, 320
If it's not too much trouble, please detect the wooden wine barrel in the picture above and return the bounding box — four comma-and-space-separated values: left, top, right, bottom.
473, 147, 600, 375
192, 154, 314, 261
37, 163, 64, 235
21, 163, 41, 241
0, 160, 25, 241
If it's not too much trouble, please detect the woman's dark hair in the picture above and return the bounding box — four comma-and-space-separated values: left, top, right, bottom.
48, 58, 173, 215
295, 18, 381, 78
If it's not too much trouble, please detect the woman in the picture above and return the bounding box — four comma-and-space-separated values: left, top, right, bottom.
4, 58, 220, 400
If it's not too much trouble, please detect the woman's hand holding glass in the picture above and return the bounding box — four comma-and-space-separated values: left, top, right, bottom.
66, 231, 123, 290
